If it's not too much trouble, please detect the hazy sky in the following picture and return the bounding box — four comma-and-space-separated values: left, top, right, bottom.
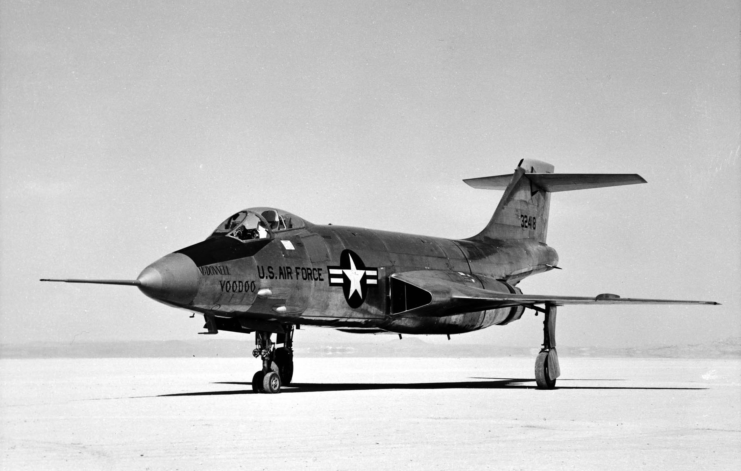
1, 1, 738, 348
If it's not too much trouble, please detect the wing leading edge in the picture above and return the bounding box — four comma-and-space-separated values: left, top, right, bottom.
452, 292, 720, 308
391, 270, 719, 318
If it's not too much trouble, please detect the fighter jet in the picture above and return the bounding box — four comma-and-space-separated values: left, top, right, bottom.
42, 159, 718, 393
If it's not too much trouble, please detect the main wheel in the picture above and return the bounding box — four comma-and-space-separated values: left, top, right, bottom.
274, 348, 294, 385
262, 371, 282, 394
535, 351, 556, 389
252, 371, 265, 393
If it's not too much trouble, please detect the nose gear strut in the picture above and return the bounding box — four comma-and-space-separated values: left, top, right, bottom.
251, 326, 295, 394
534, 304, 560, 389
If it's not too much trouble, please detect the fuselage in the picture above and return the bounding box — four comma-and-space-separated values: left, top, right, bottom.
138, 209, 558, 335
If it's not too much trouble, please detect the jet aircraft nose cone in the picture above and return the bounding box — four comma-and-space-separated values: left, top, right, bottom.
137, 253, 200, 305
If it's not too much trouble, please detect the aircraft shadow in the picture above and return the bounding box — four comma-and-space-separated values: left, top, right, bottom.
156, 378, 706, 397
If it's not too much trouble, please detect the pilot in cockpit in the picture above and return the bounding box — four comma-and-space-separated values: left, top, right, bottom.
261, 210, 282, 231
231, 219, 268, 242
232, 225, 254, 241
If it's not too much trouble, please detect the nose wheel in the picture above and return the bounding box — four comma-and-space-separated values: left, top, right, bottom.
534, 304, 560, 389
251, 326, 294, 394
251, 370, 265, 392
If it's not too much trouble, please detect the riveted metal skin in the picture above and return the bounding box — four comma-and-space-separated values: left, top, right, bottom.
170, 218, 560, 335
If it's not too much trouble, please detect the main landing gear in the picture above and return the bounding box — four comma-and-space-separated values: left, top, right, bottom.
251, 326, 294, 394
534, 304, 560, 389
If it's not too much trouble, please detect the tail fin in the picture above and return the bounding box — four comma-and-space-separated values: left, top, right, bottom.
464, 159, 646, 243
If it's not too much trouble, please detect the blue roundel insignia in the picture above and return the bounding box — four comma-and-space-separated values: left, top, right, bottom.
327, 250, 379, 308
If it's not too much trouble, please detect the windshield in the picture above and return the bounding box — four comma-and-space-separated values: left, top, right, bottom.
213, 211, 249, 235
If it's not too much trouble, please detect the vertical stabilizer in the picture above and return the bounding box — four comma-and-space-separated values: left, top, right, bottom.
465, 159, 553, 243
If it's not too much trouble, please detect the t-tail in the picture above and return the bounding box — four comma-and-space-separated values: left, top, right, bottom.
464, 159, 647, 243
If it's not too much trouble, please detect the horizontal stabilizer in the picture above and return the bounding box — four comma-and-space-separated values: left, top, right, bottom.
464, 173, 646, 192
41, 278, 141, 286
528, 173, 647, 192
463, 173, 513, 190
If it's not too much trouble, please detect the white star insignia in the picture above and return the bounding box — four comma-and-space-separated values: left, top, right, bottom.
343, 254, 365, 299
328, 250, 379, 307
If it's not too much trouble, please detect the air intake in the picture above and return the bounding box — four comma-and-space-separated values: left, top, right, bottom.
390, 278, 432, 314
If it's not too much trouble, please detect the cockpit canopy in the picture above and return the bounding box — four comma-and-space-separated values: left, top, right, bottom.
210, 208, 305, 242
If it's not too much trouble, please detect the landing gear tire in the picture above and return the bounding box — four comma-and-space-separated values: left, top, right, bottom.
262, 371, 281, 394
535, 351, 556, 389
274, 347, 294, 385
534, 304, 560, 389
252, 371, 265, 393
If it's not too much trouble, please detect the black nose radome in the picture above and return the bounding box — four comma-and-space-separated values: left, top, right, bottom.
137, 253, 200, 305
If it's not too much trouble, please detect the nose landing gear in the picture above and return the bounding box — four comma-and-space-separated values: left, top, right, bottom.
251, 326, 295, 394
534, 304, 560, 389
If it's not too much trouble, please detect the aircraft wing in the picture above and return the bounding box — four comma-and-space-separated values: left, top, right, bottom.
390, 270, 719, 318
